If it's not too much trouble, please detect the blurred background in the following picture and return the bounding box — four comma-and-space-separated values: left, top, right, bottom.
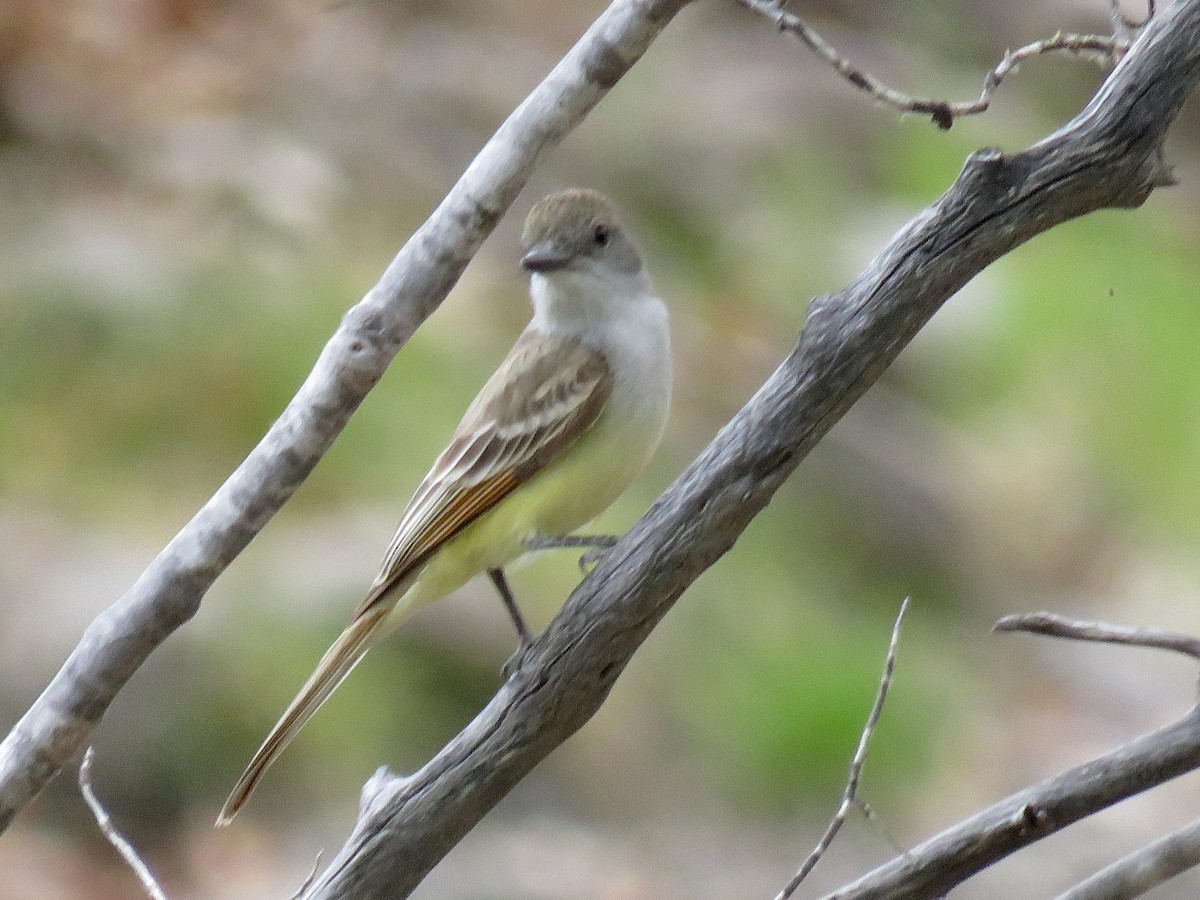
3, 0, 1200, 897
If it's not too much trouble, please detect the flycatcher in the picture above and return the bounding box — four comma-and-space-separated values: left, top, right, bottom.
218, 189, 672, 824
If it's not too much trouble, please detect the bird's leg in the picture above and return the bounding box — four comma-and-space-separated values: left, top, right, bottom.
489, 568, 537, 679
525, 533, 619, 551
524, 533, 620, 572
488, 567, 532, 646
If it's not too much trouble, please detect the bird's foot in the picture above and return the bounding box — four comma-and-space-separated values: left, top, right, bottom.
501, 636, 535, 680
577, 544, 613, 573
525, 533, 619, 572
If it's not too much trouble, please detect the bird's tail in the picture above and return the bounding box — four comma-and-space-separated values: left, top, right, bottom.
217, 601, 395, 826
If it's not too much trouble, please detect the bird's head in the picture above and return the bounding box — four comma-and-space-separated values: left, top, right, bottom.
520, 189, 644, 282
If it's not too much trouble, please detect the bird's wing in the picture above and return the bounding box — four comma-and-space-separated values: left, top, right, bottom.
357, 329, 613, 618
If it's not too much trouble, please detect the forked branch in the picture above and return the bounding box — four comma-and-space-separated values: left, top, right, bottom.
824, 610, 1200, 898
734, 0, 1132, 129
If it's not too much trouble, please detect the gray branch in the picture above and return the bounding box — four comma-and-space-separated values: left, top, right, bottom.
301, 2, 1200, 897
735, 0, 1126, 129
822, 708, 1200, 900
0, 0, 692, 833
812, 613, 1200, 899
824, 605, 1200, 899
1057, 815, 1200, 900
996, 612, 1200, 663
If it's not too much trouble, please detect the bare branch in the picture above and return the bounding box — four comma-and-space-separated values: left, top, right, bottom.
829, 610, 1200, 896
0, 0, 693, 833
301, 4, 1200, 896
289, 853, 325, 900
776, 598, 910, 900
733, 0, 1127, 129
822, 707, 1200, 899
830, 609, 1200, 897
1057, 816, 1200, 900
995, 612, 1200, 663
78, 747, 168, 900
1111, 0, 1157, 39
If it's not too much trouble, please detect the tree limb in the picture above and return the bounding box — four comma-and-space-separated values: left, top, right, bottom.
995, 612, 1200, 663
823, 608, 1200, 897
1057, 815, 1200, 900
301, 2, 1200, 896
821, 709, 1200, 899
0, 0, 693, 833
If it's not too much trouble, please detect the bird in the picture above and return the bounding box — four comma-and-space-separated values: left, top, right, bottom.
217, 188, 673, 824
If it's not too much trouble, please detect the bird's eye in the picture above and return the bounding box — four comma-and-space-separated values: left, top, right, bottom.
593, 224, 610, 246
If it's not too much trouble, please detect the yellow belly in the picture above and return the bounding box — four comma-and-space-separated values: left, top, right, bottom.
399, 412, 649, 611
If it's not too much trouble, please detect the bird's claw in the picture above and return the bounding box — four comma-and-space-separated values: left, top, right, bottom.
502, 638, 534, 680
578, 545, 611, 573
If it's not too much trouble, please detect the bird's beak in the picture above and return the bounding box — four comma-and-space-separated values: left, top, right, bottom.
521, 242, 572, 273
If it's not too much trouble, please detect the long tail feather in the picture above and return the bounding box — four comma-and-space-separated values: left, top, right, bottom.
217, 604, 391, 825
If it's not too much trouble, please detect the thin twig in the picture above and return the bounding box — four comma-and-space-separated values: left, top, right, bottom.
994, 613, 1200, 663
734, 0, 1126, 129
1056, 814, 1200, 900
290, 853, 325, 900
775, 597, 911, 900
78, 747, 169, 900
1111, 0, 1157, 38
